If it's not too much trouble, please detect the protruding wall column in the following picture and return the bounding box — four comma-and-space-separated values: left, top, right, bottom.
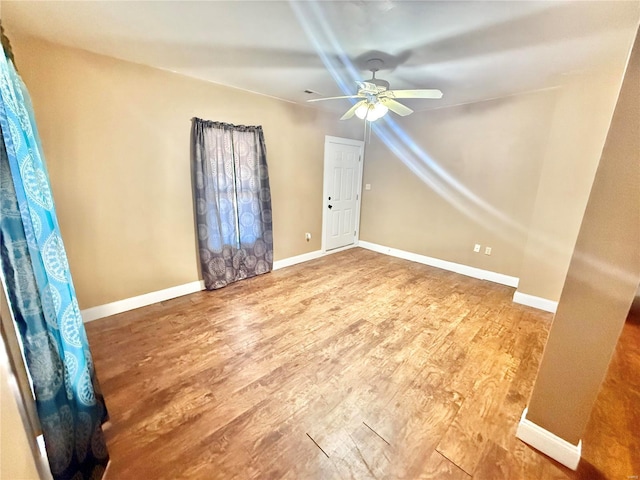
517, 27, 640, 469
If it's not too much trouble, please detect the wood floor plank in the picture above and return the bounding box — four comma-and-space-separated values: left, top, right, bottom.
415, 451, 471, 480
436, 349, 516, 475
85, 247, 638, 479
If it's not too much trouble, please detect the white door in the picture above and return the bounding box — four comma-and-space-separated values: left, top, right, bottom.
323, 136, 364, 251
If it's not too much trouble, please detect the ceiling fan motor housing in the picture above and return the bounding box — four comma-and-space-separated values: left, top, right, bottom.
367, 77, 390, 90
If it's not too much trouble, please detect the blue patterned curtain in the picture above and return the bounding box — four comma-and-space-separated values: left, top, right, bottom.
0, 43, 109, 479
192, 119, 273, 289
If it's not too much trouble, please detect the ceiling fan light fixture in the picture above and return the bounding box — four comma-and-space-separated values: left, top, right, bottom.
355, 102, 388, 121
368, 102, 388, 121
355, 103, 371, 120
308, 57, 442, 120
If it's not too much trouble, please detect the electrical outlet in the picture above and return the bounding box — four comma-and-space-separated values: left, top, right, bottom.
365, 184, 371, 190
485, 246, 492, 255
305, 232, 311, 242
473, 244, 481, 253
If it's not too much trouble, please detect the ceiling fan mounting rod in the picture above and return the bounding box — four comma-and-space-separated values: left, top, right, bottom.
367, 58, 384, 74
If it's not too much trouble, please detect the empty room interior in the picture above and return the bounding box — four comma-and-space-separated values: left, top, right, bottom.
0, 1, 639, 480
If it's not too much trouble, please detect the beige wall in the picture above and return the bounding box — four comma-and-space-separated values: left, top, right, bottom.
517, 72, 627, 301
526, 28, 640, 444
360, 66, 629, 293
10, 34, 356, 309
0, 357, 40, 480
360, 90, 557, 278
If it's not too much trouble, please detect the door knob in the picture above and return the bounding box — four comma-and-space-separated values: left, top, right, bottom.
328, 205, 333, 209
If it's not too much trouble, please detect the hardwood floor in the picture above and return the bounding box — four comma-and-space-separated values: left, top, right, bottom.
579, 305, 640, 480
85, 248, 638, 479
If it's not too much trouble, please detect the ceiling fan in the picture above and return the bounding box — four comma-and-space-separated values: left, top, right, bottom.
307, 58, 443, 121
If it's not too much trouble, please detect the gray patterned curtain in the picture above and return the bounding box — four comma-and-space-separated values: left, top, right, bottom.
192, 119, 273, 289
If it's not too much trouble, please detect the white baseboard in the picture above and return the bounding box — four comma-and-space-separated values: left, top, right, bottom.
80, 280, 205, 323
81, 247, 350, 322
516, 407, 581, 470
358, 241, 519, 288
82, 243, 535, 323
513, 291, 558, 313
273, 250, 323, 270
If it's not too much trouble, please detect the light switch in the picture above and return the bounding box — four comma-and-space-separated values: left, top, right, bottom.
365, 184, 371, 190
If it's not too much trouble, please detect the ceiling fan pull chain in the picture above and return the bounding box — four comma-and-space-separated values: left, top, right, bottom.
363, 117, 367, 143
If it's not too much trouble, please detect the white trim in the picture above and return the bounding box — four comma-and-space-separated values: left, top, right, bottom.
324, 243, 360, 254
324, 135, 365, 147
273, 250, 324, 270
273, 244, 360, 270
358, 241, 519, 288
516, 407, 581, 470
80, 280, 205, 323
321, 136, 365, 253
80, 246, 559, 323
512, 291, 558, 313
80, 246, 356, 323
36, 435, 54, 479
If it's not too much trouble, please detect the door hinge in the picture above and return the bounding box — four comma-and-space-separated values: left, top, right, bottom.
354, 230, 357, 236
356, 194, 359, 200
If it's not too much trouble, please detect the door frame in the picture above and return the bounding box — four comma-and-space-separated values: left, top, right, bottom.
321, 135, 365, 253
0, 280, 52, 480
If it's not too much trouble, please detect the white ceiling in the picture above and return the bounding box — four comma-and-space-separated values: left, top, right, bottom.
3, 1, 639, 113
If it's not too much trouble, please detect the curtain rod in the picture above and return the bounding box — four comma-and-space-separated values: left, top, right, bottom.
191, 118, 263, 130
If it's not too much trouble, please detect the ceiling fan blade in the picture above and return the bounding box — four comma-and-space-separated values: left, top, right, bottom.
307, 95, 362, 103
383, 89, 443, 99
380, 98, 414, 116
340, 100, 367, 120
